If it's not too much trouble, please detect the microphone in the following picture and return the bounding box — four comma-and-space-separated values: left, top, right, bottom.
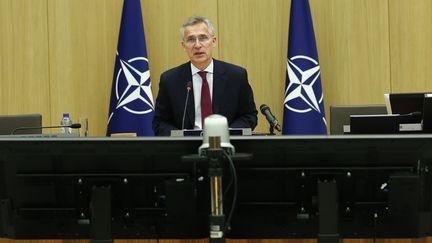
407, 111, 422, 117
181, 81, 193, 130
260, 104, 282, 132
11, 123, 82, 135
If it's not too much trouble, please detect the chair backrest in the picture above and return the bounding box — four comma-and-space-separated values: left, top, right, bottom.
330, 105, 387, 135
0, 114, 42, 135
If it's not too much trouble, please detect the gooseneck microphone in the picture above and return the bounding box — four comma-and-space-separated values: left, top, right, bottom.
11, 123, 82, 135
260, 104, 282, 132
181, 81, 193, 130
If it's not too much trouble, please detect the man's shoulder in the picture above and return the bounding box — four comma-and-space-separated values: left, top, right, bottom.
160, 62, 190, 80
214, 59, 246, 74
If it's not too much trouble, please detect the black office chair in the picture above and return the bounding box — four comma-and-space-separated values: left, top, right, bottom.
0, 113, 42, 135
330, 105, 387, 135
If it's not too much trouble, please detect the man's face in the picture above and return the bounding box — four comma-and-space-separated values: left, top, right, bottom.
182, 22, 216, 69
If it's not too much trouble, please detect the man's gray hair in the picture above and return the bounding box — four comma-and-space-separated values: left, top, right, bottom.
179, 16, 216, 39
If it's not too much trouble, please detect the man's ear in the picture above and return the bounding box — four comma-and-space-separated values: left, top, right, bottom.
212, 37, 217, 47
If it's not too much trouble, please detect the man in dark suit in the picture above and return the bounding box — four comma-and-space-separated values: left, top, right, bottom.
153, 16, 257, 136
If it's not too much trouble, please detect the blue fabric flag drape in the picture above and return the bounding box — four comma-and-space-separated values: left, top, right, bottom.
282, 0, 327, 135
107, 0, 154, 136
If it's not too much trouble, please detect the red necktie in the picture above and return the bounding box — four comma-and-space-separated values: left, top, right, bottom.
198, 71, 213, 127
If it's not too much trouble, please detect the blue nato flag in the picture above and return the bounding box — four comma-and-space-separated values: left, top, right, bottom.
107, 0, 154, 136
282, 0, 327, 135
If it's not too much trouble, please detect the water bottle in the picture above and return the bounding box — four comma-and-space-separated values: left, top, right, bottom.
60, 113, 73, 134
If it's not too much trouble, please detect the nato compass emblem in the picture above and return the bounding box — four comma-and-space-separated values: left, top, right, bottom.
108, 55, 154, 123
284, 55, 324, 116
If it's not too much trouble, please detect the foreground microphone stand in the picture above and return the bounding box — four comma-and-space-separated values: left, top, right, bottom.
182, 124, 251, 243
183, 136, 227, 243
207, 136, 226, 242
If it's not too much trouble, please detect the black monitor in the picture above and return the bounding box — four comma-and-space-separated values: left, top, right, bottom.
1, 136, 432, 241
0, 113, 42, 135
349, 93, 432, 134
349, 113, 423, 134
387, 93, 432, 122
422, 94, 432, 133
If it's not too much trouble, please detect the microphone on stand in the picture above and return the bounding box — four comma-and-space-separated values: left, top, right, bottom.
181, 81, 193, 130
11, 123, 82, 135
260, 104, 282, 132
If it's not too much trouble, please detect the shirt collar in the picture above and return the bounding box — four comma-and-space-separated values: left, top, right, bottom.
191, 60, 214, 76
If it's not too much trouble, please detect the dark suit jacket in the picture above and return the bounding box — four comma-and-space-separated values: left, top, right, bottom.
153, 59, 258, 136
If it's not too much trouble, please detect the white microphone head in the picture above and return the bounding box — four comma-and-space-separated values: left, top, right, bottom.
198, 114, 235, 156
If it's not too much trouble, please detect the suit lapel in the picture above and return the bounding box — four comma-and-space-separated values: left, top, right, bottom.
179, 62, 195, 129
212, 59, 226, 114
